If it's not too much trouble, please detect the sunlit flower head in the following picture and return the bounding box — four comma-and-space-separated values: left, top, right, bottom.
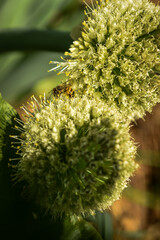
10, 94, 137, 218
50, 0, 160, 120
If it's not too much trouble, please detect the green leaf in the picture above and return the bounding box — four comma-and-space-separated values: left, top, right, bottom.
61, 218, 103, 240
0, 29, 72, 53
0, 92, 18, 162
0, 52, 62, 102
95, 212, 113, 240
0, 0, 75, 100
0, 0, 67, 29
86, 212, 114, 240
0, 93, 22, 223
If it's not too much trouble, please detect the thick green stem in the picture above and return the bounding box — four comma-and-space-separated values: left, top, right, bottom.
0, 29, 72, 53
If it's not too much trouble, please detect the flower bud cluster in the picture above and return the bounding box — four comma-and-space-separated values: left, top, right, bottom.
11, 0, 157, 218
12, 94, 137, 217
52, 0, 160, 120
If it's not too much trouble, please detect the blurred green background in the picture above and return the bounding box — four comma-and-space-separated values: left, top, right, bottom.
0, 0, 84, 105
0, 0, 160, 239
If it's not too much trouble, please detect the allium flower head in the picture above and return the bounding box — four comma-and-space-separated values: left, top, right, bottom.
50, 0, 160, 120
11, 94, 137, 218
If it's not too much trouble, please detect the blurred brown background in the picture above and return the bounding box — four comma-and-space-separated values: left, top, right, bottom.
111, 1, 160, 239
112, 104, 160, 240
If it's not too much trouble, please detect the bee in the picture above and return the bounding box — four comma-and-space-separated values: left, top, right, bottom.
51, 83, 75, 98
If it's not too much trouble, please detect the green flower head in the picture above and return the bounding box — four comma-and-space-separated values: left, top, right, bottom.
11, 94, 137, 218
50, 0, 160, 120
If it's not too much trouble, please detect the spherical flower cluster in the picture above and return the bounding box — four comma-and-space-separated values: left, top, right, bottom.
12, 94, 137, 217
51, 0, 160, 120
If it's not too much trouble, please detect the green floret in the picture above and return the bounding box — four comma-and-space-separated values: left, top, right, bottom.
12, 94, 137, 218
52, 0, 160, 120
